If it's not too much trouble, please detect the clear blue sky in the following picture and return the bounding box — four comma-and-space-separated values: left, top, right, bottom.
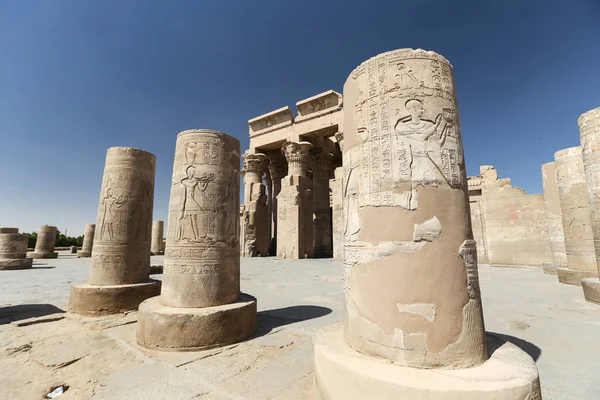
1, 0, 599, 236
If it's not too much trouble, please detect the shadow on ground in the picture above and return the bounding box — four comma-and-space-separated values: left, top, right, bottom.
252, 305, 332, 338
0, 304, 65, 325
488, 331, 541, 361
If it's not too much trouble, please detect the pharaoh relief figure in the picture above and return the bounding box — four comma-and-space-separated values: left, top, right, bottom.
394, 97, 454, 185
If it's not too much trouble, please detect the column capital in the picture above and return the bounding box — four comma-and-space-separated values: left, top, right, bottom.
242, 153, 269, 177
282, 141, 312, 177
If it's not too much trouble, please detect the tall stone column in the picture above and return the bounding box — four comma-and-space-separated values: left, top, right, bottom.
241, 152, 269, 257
579, 107, 600, 304
137, 129, 256, 351
151, 220, 165, 255
30, 225, 58, 259
264, 169, 273, 255
268, 152, 288, 257
312, 151, 334, 258
330, 167, 344, 260
555, 146, 598, 286
69, 147, 161, 315
277, 141, 313, 259
77, 224, 95, 258
541, 162, 568, 274
0, 228, 32, 270
313, 48, 540, 400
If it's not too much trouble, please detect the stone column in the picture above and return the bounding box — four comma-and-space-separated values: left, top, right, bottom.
77, 224, 95, 258
312, 151, 334, 258
579, 107, 600, 304
313, 48, 540, 400
555, 146, 598, 286
268, 152, 288, 257
69, 147, 161, 316
264, 169, 273, 255
30, 225, 58, 259
136, 129, 256, 351
151, 220, 165, 255
0, 228, 32, 270
277, 141, 313, 259
330, 167, 344, 260
541, 162, 568, 274
241, 153, 269, 257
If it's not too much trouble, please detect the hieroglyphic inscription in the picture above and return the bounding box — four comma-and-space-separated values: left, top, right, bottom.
459, 240, 480, 299
350, 49, 465, 211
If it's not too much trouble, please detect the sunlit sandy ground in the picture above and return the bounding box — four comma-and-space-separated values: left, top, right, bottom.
0, 252, 597, 399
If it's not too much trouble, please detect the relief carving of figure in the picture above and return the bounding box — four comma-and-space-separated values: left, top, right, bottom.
99, 187, 129, 241
178, 165, 214, 241
394, 98, 453, 185
132, 187, 152, 241
344, 127, 369, 242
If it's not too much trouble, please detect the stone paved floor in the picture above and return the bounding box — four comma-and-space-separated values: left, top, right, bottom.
0, 252, 598, 399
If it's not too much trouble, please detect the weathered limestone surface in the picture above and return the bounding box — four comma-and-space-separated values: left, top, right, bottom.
541, 162, 567, 274
137, 129, 256, 351
468, 166, 548, 267
247, 90, 343, 258
77, 224, 95, 258
30, 225, 58, 259
314, 48, 540, 400
555, 146, 598, 286
331, 166, 344, 260
151, 221, 165, 255
267, 152, 288, 256
69, 147, 160, 315
579, 106, 600, 304
241, 153, 269, 257
277, 141, 313, 259
0, 227, 32, 270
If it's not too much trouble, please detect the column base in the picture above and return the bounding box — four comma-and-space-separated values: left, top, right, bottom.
30, 252, 58, 259
582, 278, 600, 305
557, 268, 598, 286
542, 263, 564, 275
136, 293, 257, 352
151, 251, 164, 256
68, 280, 161, 316
0, 258, 33, 270
77, 251, 92, 258
313, 323, 541, 400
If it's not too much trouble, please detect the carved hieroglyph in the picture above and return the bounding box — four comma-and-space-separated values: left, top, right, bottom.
277, 141, 314, 259
77, 224, 95, 258
88, 147, 156, 286
555, 146, 596, 272
580, 107, 600, 268
31, 225, 58, 258
0, 228, 32, 269
151, 221, 165, 255
541, 162, 567, 265
241, 153, 269, 257
342, 49, 486, 369
161, 129, 240, 308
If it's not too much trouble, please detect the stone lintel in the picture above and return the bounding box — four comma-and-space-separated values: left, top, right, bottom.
248, 106, 295, 138
295, 90, 343, 121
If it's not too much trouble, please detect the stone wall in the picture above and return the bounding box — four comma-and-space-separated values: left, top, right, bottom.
468, 166, 548, 266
